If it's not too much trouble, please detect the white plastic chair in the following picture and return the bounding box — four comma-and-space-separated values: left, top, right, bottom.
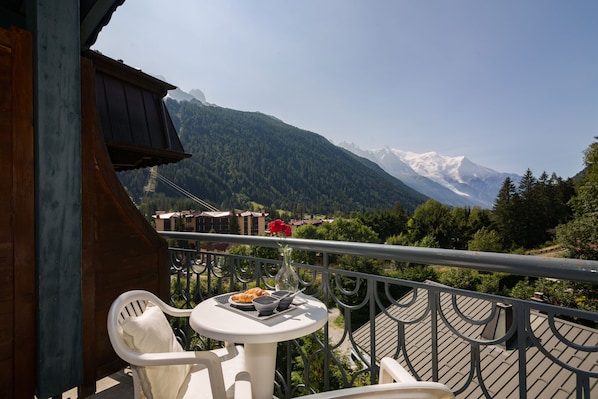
297, 357, 454, 399
107, 290, 251, 399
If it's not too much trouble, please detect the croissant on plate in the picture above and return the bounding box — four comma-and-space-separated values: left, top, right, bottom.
231, 288, 270, 303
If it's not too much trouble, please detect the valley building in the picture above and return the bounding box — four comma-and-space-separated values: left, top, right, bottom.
154, 210, 268, 236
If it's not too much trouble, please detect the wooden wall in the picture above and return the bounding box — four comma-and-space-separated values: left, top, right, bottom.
80, 56, 170, 396
0, 25, 170, 398
0, 27, 36, 399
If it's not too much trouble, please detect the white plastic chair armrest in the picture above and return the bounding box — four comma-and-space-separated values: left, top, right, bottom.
147, 297, 192, 318
233, 371, 252, 399
127, 349, 223, 367
113, 289, 192, 318
298, 382, 454, 399
151, 351, 227, 399
379, 357, 416, 384
124, 350, 228, 399
161, 306, 192, 318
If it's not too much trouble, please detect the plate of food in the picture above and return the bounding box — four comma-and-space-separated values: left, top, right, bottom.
228, 287, 271, 309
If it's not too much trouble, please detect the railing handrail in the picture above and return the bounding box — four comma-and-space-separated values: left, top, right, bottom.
163, 232, 598, 398
159, 231, 598, 284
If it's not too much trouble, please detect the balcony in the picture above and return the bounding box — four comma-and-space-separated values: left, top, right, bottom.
89, 232, 598, 399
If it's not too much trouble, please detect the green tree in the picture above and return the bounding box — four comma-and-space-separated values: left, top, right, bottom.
385, 233, 412, 246
437, 268, 481, 291
385, 233, 438, 286
468, 207, 493, 232
450, 207, 472, 250
476, 273, 503, 294
557, 138, 598, 259
557, 216, 598, 259
468, 227, 503, 252
509, 278, 536, 299
492, 177, 519, 248
408, 200, 454, 248
517, 169, 546, 248
493, 169, 572, 250
292, 224, 322, 265
415, 234, 440, 248
510, 278, 597, 313
388, 265, 437, 284
279, 219, 379, 266
546, 172, 574, 227
354, 203, 410, 243
315, 218, 379, 243
437, 268, 515, 295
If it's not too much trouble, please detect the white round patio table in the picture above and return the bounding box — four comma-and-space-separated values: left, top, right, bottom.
190, 293, 328, 399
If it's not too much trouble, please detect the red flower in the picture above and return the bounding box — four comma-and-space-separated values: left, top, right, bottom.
268, 219, 291, 237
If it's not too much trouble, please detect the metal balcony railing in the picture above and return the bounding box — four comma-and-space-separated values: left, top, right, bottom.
160, 232, 598, 399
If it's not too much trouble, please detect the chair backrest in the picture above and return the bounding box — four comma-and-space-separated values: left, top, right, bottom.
107, 290, 195, 399
107, 290, 157, 363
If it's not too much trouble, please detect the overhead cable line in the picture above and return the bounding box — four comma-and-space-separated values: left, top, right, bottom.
150, 170, 220, 212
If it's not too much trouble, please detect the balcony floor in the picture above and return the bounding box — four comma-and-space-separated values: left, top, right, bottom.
62, 369, 133, 399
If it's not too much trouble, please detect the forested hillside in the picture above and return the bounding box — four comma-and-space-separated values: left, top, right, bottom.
118, 99, 429, 214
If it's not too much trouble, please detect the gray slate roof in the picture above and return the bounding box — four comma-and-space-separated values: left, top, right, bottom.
353, 281, 598, 398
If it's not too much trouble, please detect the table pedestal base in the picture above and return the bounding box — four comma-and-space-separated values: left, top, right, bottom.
245, 342, 277, 399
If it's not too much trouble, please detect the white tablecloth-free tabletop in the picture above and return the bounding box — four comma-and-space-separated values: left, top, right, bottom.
190, 293, 328, 399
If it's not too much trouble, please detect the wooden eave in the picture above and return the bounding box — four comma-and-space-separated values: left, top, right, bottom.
85, 50, 191, 171
0, 1, 190, 171
0, 0, 126, 50
86, 50, 176, 94
103, 140, 191, 170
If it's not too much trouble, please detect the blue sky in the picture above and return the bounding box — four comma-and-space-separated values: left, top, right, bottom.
94, 0, 598, 178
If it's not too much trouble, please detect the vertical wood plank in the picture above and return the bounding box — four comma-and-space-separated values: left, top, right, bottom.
0, 25, 35, 399
30, 1, 83, 397
11, 27, 36, 399
80, 56, 98, 398
0, 28, 15, 399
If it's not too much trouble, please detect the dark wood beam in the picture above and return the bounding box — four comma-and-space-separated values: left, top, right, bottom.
29, 0, 83, 397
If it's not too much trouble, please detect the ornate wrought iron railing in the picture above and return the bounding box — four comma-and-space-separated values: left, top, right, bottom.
160, 232, 598, 399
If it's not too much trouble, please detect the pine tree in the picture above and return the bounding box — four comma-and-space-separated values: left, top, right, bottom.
517, 169, 542, 247
492, 177, 518, 248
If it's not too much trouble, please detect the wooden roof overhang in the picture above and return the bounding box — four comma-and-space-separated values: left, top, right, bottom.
85, 50, 191, 171
1, 0, 190, 171
0, 0, 126, 50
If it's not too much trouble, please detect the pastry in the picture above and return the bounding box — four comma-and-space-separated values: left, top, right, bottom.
231, 288, 270, 303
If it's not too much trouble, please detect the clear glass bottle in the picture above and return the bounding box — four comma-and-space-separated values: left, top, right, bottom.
275, 246, 299, 292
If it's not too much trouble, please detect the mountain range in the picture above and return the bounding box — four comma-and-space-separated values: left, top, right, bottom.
338, 143, 521, 209
169, 87, 520, 209
121, 86, 519, 213
119, 93, 429, 214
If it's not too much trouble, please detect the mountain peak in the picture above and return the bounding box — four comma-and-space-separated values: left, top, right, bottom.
340, 143, 521, 209
166, 86, 209, 105
188, 89, 207, 103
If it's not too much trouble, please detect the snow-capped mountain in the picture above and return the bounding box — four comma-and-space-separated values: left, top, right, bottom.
167, 86, 208, 104
152, 75, 209, 105
339, 143, 521, 209
164, 85, 518, 209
